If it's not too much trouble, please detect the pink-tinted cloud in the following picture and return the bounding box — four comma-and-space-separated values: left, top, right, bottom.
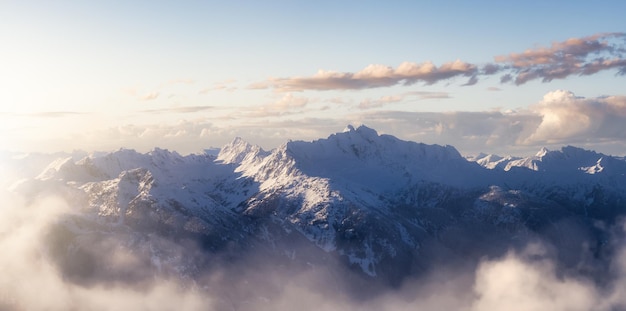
495, 33, 626, 85
250, 60, 477, 92
495, 33, 616, 66
252, 33, 626, 91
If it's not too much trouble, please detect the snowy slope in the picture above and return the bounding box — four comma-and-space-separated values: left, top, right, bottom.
470, 146, 626, 175
22, 148, 255, 243
469, 146, 626, 196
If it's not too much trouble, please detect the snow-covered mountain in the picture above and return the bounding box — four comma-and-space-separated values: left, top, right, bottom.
7, 125, 626, 286
470, 146, 626, 175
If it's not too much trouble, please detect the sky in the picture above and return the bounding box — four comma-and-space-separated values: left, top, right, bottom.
1, 1, 626, 156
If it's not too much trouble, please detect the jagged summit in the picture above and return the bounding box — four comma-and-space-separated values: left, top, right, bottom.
289, 124, 462, 161
470, 145, 626, 179
348, 124, 378, 138
217, 137, 269, 165
536, 147, 550, 157
278, 124, 476, 189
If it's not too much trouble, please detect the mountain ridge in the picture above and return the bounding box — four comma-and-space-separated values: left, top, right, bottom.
5, 125, 626, 286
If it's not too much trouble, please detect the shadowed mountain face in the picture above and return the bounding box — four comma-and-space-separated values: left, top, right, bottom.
6, 125, 626, 305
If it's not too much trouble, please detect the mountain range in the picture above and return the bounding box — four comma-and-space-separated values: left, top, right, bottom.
5, 125, 626, 299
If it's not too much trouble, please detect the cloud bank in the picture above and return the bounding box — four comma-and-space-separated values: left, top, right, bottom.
6, 89, 626, 156
353, 90, 626, 155
252, 33, 626, 91
3, 182, 626, 310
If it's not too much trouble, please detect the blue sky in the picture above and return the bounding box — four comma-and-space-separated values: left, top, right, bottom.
1, 1, 626, 155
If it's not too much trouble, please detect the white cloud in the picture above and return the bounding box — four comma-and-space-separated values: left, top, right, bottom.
0, 192, 214, 310
525, 90, 626, 145
471, 246, 598, 311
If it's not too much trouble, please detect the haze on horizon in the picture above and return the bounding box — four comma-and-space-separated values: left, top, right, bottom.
1, 1, 626, 157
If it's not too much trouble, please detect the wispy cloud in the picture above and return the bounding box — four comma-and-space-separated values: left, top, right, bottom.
28, 111, 85, 118
139, 106, 214, 114
250, 60, 478, 91
408, 91, 451, 100
140, 92, 160, 101
198, 79, 238, 94
0, 111, 86, 118
234, 93, 311, 118
358, 91, 450, 110
495, 32, 626, 85
123, 79, 198, 102
66, 116, 345, 154
359, 95, 404, 110
323, 97, 353, 105
164, 78, 195, 86
251, 33, 626, 91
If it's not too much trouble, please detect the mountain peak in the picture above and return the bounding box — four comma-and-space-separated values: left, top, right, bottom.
279, 125, 475, 189
342, 124, 378, 137
217, 137, 268, 165
334, 125, 380, 144
354, 124, 378, 139
536, 147, 549, 157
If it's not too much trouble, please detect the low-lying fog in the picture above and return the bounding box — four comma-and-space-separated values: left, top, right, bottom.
1, 187, 626, 311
